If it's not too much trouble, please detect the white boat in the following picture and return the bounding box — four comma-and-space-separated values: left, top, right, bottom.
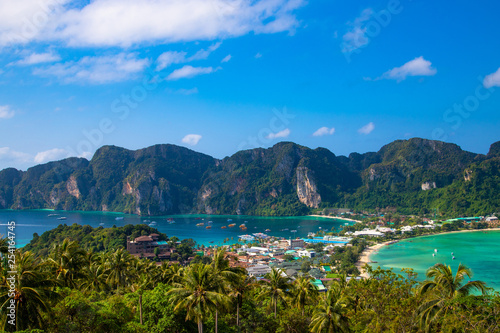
227, 219, 233, 222
452, 256, 456, 260
99, 222, 105, 226
208, 221, 213, 224
115, 217, 124, 220
432, 253, 435, 257
149, 221, 157, 226
48, 214, 59, 217
434, 249, 438, 253
57, 217, 67, 220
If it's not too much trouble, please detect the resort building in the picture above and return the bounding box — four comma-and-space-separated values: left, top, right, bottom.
297, 249, 316, 258
126, 234, 172, 259
288, 238, 305, 248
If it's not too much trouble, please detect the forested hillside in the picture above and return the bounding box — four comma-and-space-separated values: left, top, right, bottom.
0, 138, 499, 217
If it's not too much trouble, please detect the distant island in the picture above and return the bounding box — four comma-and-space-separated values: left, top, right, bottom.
0, 138, 499, 217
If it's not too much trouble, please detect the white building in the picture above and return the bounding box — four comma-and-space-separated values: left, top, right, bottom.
297, 249, 316, 258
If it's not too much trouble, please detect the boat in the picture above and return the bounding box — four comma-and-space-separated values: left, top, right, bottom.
452, 256, 456, 260
221, 226, 227, 229
149, 221, 157, 226
282, 228, 289, 231
142, 219, 150, 223
167, 218, 174, 222
196, 223, 204, 226
206, 226, 211, 229
434, 249, 438, 253
451, 252, 454, 255
239, 235, 255, 241
227, 219, 233, 222
432, 253, 435, 257
318, 227, 322, 229
265, 229, 271, 232
208, 221, 213, 224
57, 217, 67, 220
240, 226, 247, 231
48, 214, 59, 217
239, 224, 246, 228
290, 230, 297, 232
167, 220, 176, 224
228, 224, 236, 227
99, 222, 105, 226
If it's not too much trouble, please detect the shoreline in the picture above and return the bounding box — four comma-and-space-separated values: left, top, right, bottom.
308, 214, 362, 224
356, 227, 500, 278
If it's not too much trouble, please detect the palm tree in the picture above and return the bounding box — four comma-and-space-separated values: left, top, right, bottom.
418, 263, 487, 330
290, 276, 319, 316
229, 274, 255, 327
310, 284, 351, 333
105, 248, 135, 291
257, 267, 291, 318
80, 262, 109, 292
167, 263, 230, 333
0, 251, 59, 331
210, 247, 243, 333
47, 238, 87, 288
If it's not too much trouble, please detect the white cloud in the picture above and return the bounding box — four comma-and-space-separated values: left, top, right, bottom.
255, 52, 263, 58
156, 51, 187, 71
313, 127, 335, 137
14, 51, 61, 66
0, 147, 31, 166
181, 134, 202, 146
0, 0, 69, 46
48, 0, 305, 47
358, 122, 375, 135
0, 105, 15, 119
34, 148, 68, 164
341, 9, 373, 53
483, 67, 500, 88
221, 54, 232, 63
33, 53, 150, 84
166, 65, 218, 80
189, 42, 221, 61
266, 128, 290, 139
156, 42, 221, 71
379, 56, 437, 82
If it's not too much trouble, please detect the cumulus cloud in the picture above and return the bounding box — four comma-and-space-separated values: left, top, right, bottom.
313, 126, 335, 137
483, 67, 500, 88
266, 128, 290, 139
34, 148, 68, 164
13, 51, 61, 66
0, 147, 31, 167
0, 0, 69, 46
166, 65, 218, 80
221, 54, 232, 63
378, 56, 437, 82
33, 53, 150, 84
0, 105, 15, 119
341, 9, 373, 54
358, 122, 375, 135
255, 52, 263, 58
181, 134, 202, 146
45, 0, 305, 47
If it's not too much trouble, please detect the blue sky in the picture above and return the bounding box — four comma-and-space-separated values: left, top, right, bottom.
1, 0, 500, 170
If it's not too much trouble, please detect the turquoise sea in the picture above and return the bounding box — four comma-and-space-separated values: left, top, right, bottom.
370, 231, 500, 291
0, 210, 351, 248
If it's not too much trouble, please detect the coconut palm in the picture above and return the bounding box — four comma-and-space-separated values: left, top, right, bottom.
80, 262, 109, 292
257, 267, 292, 318
418, 263, 487, 331
310, 284, 351, 333
0, 251, 59, 331
290, 276, 319, 316
229, 274, 256, 327
105, 248, 135, 291
167, 263, 230, 333
47, 238, 87, 288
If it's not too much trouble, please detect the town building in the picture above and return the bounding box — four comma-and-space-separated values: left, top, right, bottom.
126, 234, 172, 259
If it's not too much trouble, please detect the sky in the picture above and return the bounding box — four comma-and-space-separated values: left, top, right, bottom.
1, 0, 500, 170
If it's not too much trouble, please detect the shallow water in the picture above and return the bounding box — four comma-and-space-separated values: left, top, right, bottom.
0, 210, 351, 247
370, 231, 500, 291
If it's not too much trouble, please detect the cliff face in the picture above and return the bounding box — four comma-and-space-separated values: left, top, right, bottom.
296, 167, 321, 208
1, 138, 499, 216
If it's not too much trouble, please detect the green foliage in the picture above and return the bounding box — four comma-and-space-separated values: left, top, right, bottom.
23, 223, 168, 257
